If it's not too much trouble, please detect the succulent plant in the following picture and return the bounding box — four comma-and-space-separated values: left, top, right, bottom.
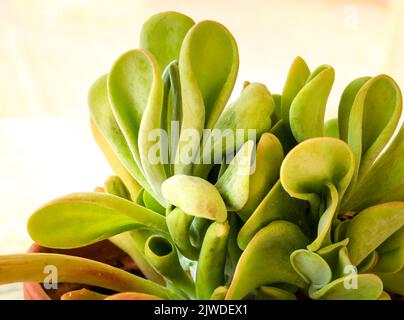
0, 11, 403, 300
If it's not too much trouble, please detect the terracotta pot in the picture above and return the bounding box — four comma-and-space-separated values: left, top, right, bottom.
23, 240, 140, 300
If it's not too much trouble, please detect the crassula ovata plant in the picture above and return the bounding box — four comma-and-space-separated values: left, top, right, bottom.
0, 11, 403, 300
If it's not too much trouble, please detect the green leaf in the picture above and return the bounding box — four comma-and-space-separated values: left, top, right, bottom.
341, 123, 404, 211
215, 141, 255, 211
373, 227, 404, 273
175, 20, 239, 174
226, 221, 309, 300
193, 82, 274, 178
161, 175, 227, 222
281, 56, 310, 126
143, 190, 166, 215
324, 118, 339, 138
145, 235, 195, 298
237, 181, 308, 250
140, 11, 195, 71
238, 133, 284, 221
377, 266, 404, 295
108, 49, 166, 205
27, 192, 168, 249
109, 230, 165, 285
257, 286, 297, 300
88, 77, 146, 198
290, 249, 332, 290
289, 65, 335, 142
309, 274, 383, 300
338, 77, 371, 141
0, 254, 180, 299
166, 207, 200, 260
345, 202, 404, 266
280, 137, 354, 226
210, 286, 228, 300
271, 94, 282, 124
344, 75, 402, 188
103, 175, 164, 284
307, 181, 339, 251
270, 119, 297, 154
196, 221, 230, 299
316, 238, 350, 271
104, 175, 131, 200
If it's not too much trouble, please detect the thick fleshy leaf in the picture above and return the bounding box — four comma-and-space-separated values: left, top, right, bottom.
145, 235, 195, 298
238, 133, 284, 221
104, 175, 131, 200
193, 82, 274, 178
175, 20, 239, 174
88, 77, 145, 198
0, 254, 180, 299
338, 77, 371, 141
140, 11, 195, 71
341, 123, 404, 211
316, 238, 350, 272
27, 192, 168, 248
108, 50, 151, 169
109, 230, 165, 285
333, 219, 351, 242
237, 181, 308, 250
215, 141, 255, 211
161, 61, 182, 177
289, 65, 335, 142
142, 190, 165, 215
281, 56, 310, 126
358, 251, 379, 274
307, 182, 339, 251
373, 227, 404, 273
345, 202, 404, 266
196, 221, 230, 299
290, 249, 332, 290
166, 207, 200, 260
324, 118, 339, 138
270, 119, 297, 154
103, 176, 164, 284
161, 175, 227, 222
257, 286, 297, 300
210, 286, 228, 300
344, 75, 402, 187
105, 292, 162, 300
108, 49, 166, 205
226, 221, 309, 300
309, 274, 383, 300
377, 266, 404, 295
135, 52, 167, 206
61, 288, 107, 300
271, 94, 282, 124
280, 137, 354, 203
280, 137, 354, 221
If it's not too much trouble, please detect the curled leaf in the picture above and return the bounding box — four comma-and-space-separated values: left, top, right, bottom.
226, 221, 309, 300
145, 235, 195, 298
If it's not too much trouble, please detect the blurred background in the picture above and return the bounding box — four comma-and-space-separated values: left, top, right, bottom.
0, 0, 403, 298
